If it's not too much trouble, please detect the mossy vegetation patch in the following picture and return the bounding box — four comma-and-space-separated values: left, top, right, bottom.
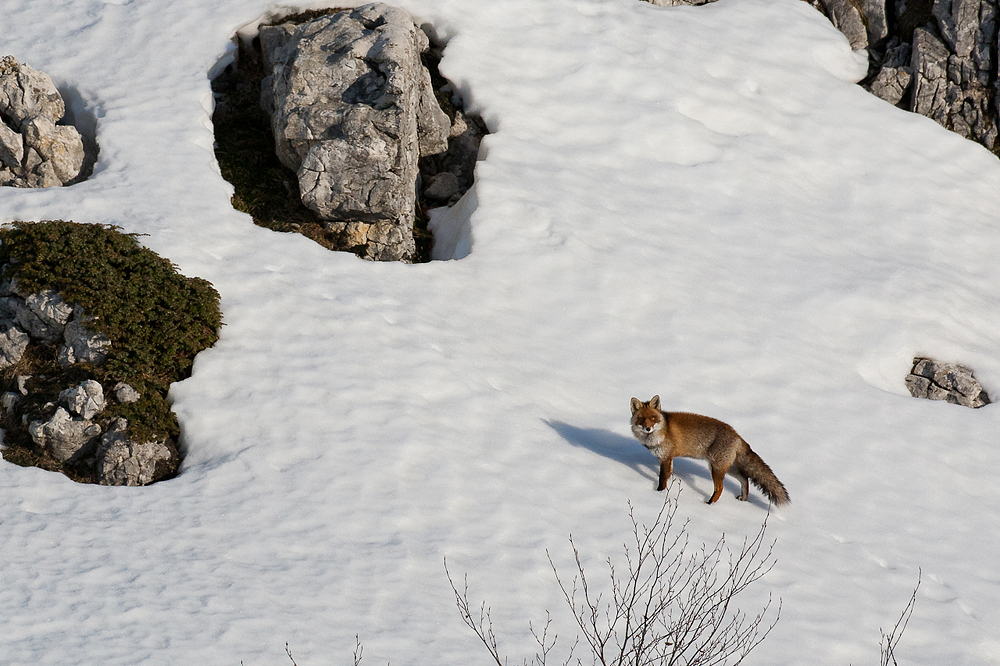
0, 220, 222, 484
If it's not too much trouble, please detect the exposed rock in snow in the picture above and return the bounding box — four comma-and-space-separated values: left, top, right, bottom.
0, 56, 86, 188
905, 357, 991, 408
259, 3, 451, 261
96, 418, 175, 486
0, 55, 65, 127
821, 0, 1000, 152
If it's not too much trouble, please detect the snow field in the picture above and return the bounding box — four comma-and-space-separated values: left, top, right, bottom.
1, 0, 999, 664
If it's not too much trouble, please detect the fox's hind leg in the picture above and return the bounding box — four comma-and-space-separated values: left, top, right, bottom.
734, 471, 749, 501
707, 464, 727, 504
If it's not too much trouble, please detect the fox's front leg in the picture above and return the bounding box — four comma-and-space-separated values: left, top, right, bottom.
657, 457, 673, 491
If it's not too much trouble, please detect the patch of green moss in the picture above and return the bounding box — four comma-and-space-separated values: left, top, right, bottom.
0, 220, 222, 484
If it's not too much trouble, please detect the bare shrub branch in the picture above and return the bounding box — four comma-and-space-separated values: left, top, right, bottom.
880, 571, 921, 666
449, 482, 779, 666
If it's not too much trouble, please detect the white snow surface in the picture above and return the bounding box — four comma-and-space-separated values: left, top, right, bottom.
2, 0, 999, 664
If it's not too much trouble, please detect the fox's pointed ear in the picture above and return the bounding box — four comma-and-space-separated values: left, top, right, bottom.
630, 397, 641, 414
650, 395, 660, 410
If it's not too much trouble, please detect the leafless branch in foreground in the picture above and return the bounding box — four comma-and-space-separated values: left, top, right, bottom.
448, 482, 779, 666
879, 570, 921, 666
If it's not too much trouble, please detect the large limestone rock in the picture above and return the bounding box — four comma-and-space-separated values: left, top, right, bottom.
0, 55, 65, 128
259, 4, 451, 261
0, 56, 85, 188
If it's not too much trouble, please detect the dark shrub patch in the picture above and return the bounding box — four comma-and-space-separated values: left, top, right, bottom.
0, 220, 221, 484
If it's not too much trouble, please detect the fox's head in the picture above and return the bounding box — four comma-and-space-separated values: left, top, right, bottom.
630, 395, 664, 439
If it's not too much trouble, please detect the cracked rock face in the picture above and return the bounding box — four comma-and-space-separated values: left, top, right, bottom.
259, 3, 451, 262
905, 357, 991, 408
0, 56, 85, 188
817, 0, 1000, 152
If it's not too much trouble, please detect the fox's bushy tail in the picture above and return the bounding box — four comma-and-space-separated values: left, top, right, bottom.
737, 448, 790, 506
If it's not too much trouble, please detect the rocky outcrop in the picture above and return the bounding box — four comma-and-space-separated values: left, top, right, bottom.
905, 357, 991, 408
0, 56, 85, 187
815, 0, 1000, 152
259, 4, 452, 261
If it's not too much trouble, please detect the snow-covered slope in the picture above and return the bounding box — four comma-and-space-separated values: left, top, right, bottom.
1, 0, 998, 664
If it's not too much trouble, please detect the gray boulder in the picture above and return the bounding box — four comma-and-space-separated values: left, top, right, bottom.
905, 357, 991, 408
259, 4, 451, 261
28, 407, 102, 463
0, 55, 86, 187
59, 379, 106, 420
0, 55, 65, 129
96, 418, 174, 486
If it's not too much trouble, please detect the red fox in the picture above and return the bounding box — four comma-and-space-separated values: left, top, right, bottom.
630, 396, 789, 506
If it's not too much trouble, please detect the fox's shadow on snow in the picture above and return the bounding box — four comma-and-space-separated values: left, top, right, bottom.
545, 420, 768, 507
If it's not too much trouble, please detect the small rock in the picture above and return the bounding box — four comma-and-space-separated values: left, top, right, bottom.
28, 406, 102, 463
114, 382, 140, 403
59, 379, 106, 419
1, 391, 20, 412
96, 418, 175, 486
905, 357, 990, 408
16, 375, 30, 395
0, 323, 29, 368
